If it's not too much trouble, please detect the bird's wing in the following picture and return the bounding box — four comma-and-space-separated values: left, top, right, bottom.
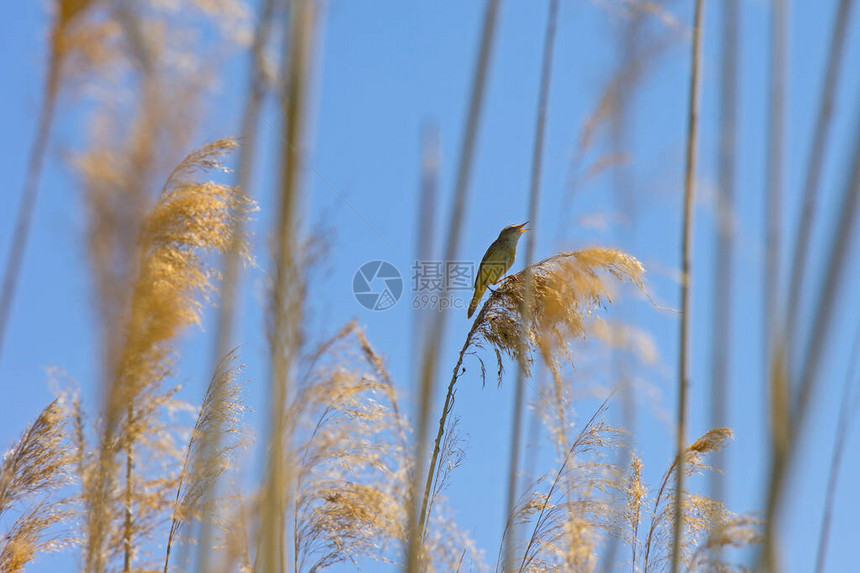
475, 239, 498, 288
475, 238, 510, 288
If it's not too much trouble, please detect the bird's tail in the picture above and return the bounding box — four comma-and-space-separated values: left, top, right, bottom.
467, 284, 486, 319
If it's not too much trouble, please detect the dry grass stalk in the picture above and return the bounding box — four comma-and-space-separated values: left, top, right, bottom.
0, 400, 73, 513
762, 96, 860, 573
409, 1, 502, 568
422, 416, 466, 545
708, 0, 740, 514
0, 501, 77, 573
762, 4, 796, 573
0, 398, 78, 571
763, 0, 788, 367
505, 2, 560, 569
105, 138, 250, 430
71, 0, 249, 382
814, 321, 860, 573
761, 0, 788, 564
420, 247, 646, 571
766, 5, 857, 560
642, 429, 760, 573
503, 410, 753, 573
511, 398, 622, 573
290, 323, 410, 572
624, 455, 646, 570
209, 0, 277, 370
82, 386, 188, 571
412, 123, 440, 376
163, 350, 246, 573
260, 0, 316, 569
672, 1, 705, 571
81, 138, 252, 572
0, 0, 96, 364
417, 415, 483, 571
765, 3, 856, 565
783, 0, 854, 359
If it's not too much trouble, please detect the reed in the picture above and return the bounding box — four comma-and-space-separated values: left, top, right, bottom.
7, 1, 860, 572
672, 1, 704, 571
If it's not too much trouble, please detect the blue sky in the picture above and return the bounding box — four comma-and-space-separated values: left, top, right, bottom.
2, 0, 860, 571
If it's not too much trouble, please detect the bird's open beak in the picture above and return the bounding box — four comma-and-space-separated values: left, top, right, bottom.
518, 222, 529, 233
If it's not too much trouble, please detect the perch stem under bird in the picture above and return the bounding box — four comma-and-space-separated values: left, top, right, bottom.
468, 222, 529, 318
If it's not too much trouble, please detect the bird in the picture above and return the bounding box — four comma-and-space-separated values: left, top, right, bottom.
467, 222, 529, 318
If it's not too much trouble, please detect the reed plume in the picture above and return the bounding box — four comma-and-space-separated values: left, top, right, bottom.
290, 323, 410, 572
642, 429, 760, 573
104, 138, 251, 430
420, 247, 646, 564
507, 399, 623, 573
0, 501, 77, 573
0, 398, 78, 572
163, 350, 246, 573
472, 248, 646, 373
0, 400, 74, 513
82, 138, 253, 572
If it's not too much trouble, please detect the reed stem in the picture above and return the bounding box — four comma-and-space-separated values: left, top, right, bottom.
671, 1, 704, 571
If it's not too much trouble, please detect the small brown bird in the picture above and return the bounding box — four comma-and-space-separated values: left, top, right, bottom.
467, 222, 529, 318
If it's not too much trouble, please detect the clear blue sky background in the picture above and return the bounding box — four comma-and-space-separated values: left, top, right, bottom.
2, 1, 860, 571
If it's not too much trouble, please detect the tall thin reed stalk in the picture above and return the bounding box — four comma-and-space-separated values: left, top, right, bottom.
198, 0, 276, 568
504, 0, 559, 569
792, 100, 860, 492
783, 0, 854, 359
671, 1, 704, 572
260, 0, 315, 571
412, 123, 440, 376
761, 98, 860, 573
419, 324, 478, 546
598, 9, 674, 568
762, 4, 788, 566
814, 320, 860, 573
775, 10, 857, 554
408, 1, 502, 569
764, 1, 787, 359
769, 10, 857, 554
0, 0, 93, 364
211, 0, 277, 365
764, 4, 857, 571
709, 0, 739, 508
